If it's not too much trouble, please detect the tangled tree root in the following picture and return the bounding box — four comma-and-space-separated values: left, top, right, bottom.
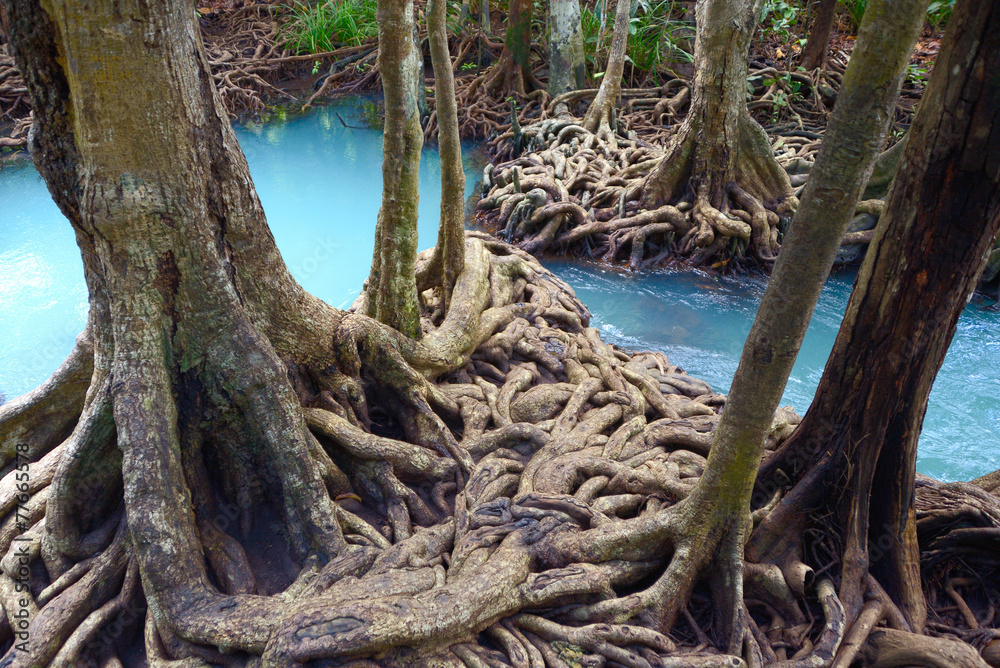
477, 114, 801, 271
0, 45, 30, 150
0, 233, 999, 666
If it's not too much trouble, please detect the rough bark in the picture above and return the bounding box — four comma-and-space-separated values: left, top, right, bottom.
490, 0, 534, 94
362, 0, 424, 338
753, 0, 1000, 638
632, 0, 927, 650
582, 0, 630, 137
798, 0, 838, 70
425, 0, 466, 312
548, 0, 586, 97
639, 0, 796, 264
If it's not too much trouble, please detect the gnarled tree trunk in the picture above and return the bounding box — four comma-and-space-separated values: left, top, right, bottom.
752, 0, 1000, 642
485, 0, 536, 94
639, 0, 796, 264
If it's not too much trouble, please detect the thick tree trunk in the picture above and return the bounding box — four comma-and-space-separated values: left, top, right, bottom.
752, 0, 1000, 634
639, 0, 795, 263
582, 0, 630, 134
363, 0, 424, 338
426, 0, 466, 312
548, 0, 586, 97
5, 0, 358, 659
799, 0, 838, 69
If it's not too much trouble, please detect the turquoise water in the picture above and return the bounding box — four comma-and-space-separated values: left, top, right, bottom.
1, 103, 998, 481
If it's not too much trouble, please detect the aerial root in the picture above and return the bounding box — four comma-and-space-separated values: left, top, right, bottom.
0, 329, 94, 471
4, 235, 997, 665
478, 119, 795, 271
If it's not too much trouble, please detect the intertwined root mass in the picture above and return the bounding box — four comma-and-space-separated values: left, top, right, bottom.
0, 234, 997, 667
478, 114, 799, 272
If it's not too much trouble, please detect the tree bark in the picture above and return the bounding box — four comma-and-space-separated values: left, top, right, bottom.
661, 0, 928, 648
752, 0, 1000, 633
799, 0, 838, 70
548, 0, 586, 97
364, 0, 424, 338
582, 0, 630, 134
491, 0, 533, 93
639, 0, 795, 263
427, 0, 466, 311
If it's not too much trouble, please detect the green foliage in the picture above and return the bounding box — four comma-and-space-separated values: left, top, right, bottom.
759, 0, 803, 42
581, 0, 692, 79
627, 0, 694, 73
760, 71, 805, 123
925, 0, 953, 28
283, 0, 379, 54
838, 0, 867, 30
906, 61, 928, 88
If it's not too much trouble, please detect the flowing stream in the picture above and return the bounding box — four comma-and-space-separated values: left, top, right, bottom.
1, 102, 997, 481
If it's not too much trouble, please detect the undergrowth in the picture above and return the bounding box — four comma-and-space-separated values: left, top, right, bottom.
581, 0, 693, 84
283, 0, 379, 54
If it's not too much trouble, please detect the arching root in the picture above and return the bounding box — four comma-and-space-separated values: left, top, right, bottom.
477, 115, 796, 272
3, 235, 999, 666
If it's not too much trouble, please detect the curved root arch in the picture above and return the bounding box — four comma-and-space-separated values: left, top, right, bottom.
1, 235, 998, 667
478, 111, 805, 272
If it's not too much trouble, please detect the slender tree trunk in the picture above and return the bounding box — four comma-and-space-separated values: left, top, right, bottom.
582, 0, 630, 133
751, 0, 1000, 633
663, 0, 928, 648
480, 0, 491, 35
548, 0, 586, 96
799, 0, 837, 69
427, 0, 466, 309
364, 0, 424, 338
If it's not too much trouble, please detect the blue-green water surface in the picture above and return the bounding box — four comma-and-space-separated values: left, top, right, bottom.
1, 103, 997, 481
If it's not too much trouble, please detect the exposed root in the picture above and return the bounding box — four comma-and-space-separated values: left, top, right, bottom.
3, 233, 998, 666
477, 112, 796, 270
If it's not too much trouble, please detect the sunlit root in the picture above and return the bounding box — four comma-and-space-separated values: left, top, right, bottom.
478, 114, 796, 271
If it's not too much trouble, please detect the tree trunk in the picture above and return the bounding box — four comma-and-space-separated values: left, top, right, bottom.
639, 0, 795, 264
630, 0, 928, 649
548, 0, 586, 97
752, 0, 1000, 635
488, 0, 534, 94
4, 0, 571, 661
582, 0, 630, 135
363, 0, 424, 338
426, 0, 466, 310
799, 0, 838, 70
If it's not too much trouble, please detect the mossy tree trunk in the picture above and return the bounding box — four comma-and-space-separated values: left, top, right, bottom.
485, 0, 536, 94
362, 0, 424, 338
425, 0, 466, 312
578, 0, 929, 652
752, 0, 1000, 635
548, 0, 586, 97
